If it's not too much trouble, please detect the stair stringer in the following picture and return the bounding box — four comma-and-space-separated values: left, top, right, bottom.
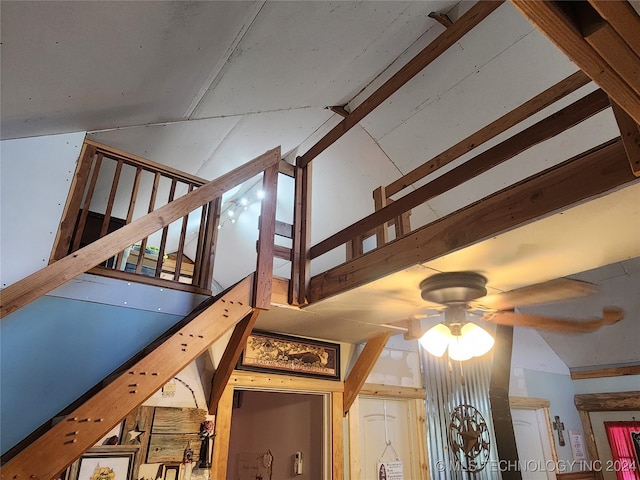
1, 274, 255, 480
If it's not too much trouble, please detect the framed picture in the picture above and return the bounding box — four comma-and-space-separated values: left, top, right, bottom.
163, 466, 180, 480
632, 431, 640, 464
238, 330, 340, 380
71, 447, 137, 480
94, 421, 125, 446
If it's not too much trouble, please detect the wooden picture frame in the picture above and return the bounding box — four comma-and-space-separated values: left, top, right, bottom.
70, 447, 137, 480
238, 330, 340, 380
94, 420, 125, 446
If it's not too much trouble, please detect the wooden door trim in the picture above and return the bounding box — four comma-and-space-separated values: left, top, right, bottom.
573, 391, 640, 480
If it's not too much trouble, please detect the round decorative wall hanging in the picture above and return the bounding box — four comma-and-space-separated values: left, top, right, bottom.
448, 404, 491, 472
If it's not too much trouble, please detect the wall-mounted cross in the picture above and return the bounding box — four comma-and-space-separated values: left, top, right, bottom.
553, 415, 566, 446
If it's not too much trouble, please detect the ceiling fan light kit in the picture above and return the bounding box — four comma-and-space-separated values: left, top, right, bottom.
419, 271, 488, 305
419, 319, 495, 361
418, 272, 495, 361
414, 271, 622, 360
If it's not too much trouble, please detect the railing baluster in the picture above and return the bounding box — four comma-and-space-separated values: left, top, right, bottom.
115, 167, 143, 269
71, 153, 103, 252
154, 179, 177, 278
51, 144, 97, 261
134, 172, 163, 276
50, 140, 277, 296
99, 159, 123, 239
200, 197, 221, 290
173, 183, 194, 282
192, 202, 208, 286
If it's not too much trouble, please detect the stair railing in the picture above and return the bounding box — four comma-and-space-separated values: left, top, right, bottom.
0, 146, 281, 318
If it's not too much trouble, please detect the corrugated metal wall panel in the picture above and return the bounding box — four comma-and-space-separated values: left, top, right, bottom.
422, 352, 502, 480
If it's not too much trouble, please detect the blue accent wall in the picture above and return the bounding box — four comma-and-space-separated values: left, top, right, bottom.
522, 369, 583, 464
0, 296, 181, 455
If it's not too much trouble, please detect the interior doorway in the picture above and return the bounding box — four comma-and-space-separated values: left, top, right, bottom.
350, 396, 427, 480
512, 407, 557, 480
509, 397, 558, 480
226, 390, 326, 480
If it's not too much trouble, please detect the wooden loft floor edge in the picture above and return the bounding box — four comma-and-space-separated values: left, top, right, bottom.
1, 275, 256, 480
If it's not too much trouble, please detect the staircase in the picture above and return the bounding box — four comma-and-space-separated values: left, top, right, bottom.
0, 146, 282, 478
1, 275, 256, 479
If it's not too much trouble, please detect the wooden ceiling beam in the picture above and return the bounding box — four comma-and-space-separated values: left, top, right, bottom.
588, 0, 640, 58
581, 15, 640, 97
510, 0, 640, 124
343, 332, 392, 416
308, 138, 636, 303
296, 0, 504, 168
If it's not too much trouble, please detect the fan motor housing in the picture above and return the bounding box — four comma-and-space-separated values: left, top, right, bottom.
419, 272, 488, 305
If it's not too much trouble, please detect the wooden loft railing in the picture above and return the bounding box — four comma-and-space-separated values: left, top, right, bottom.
0, 146, 281, 318
310, 84, 611, 264
308, 139, 637, 303
51, 140, 220, 294
342, 71, 593, 258
301, 69, 639, 303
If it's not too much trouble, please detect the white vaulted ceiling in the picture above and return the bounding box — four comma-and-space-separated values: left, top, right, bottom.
1, 1, 639, 371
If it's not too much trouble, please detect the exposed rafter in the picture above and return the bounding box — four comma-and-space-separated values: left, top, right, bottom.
296, 1, 504, 167
588, 0, 640, 58
510, 0, 640, 124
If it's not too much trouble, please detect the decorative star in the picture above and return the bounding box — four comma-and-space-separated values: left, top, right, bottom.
127, 421, 145, 443
461, 428, 480, 453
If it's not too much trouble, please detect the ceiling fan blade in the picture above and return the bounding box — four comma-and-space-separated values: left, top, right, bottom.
471, 278, 596, 311
483, 307, 624, 333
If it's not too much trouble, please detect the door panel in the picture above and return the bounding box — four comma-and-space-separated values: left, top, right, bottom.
512, 408, 556, 480
359, 397, 418, 480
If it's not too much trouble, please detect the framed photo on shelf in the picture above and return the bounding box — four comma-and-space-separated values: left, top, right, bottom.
238, 330, 340, 380
70, 447, 137, 480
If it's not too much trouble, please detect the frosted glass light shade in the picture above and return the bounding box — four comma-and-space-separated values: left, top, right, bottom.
419, 321, 494, 360
419, 323, 451, 357
460, 322, 495, 357
447, 335, 473, 361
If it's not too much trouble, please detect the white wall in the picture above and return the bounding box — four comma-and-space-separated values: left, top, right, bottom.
363, 334, 422, 388
0, 131, 85, 288
510, 326, 569, 397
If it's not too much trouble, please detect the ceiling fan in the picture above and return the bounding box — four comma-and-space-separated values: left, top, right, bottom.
410, 271, 624, 360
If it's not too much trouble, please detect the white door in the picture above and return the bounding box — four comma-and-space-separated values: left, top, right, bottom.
512, 408, 557, 480
358, 397, 421, 480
